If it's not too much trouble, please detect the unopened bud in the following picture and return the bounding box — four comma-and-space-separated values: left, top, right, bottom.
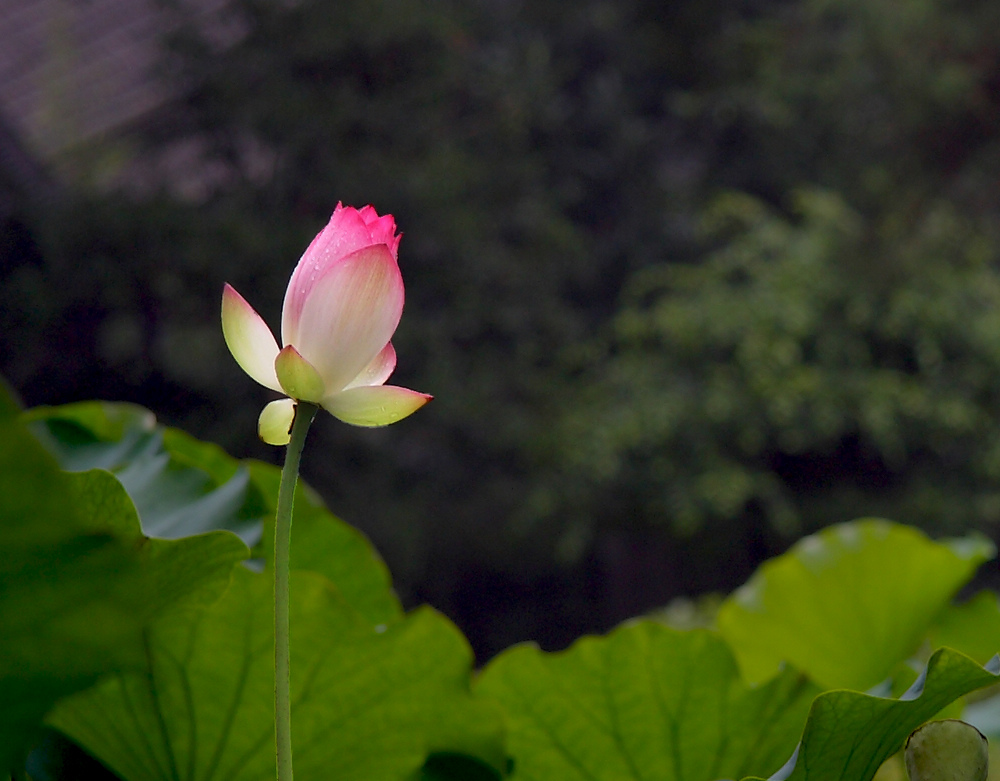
904, 719, 988, 781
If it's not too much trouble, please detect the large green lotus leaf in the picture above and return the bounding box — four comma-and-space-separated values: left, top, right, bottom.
0, 385, 247, 768
475, 621, 819, 781
927, 591, 1000, 667
70, 468, 250, 614
716, 520, 994, 690
25, 400, 402, 628
744, 647, 1000, 781
49, 566, 505, 781
25, 402, 268, 546
247, 460, 402, 627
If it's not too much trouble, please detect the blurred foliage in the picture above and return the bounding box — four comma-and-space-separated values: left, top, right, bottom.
4, 0, 1000, 657
546, 191, 1000, 540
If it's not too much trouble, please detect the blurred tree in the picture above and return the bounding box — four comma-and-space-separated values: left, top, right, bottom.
703, 0, 1000, 207
545, 190, 1000, 542
530, 0, 1000, 615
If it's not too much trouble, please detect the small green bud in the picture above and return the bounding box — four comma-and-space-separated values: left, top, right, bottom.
904, 719, 988, 781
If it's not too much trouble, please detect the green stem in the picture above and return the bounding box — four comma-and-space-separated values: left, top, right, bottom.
274, 401, 317, 781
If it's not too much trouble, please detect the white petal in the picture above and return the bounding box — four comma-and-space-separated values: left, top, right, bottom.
258, 398, 296, 445
289, 245, 404, 393
343, 342, 396, 390
322, 385, 431, 427
222, 284, 281, 392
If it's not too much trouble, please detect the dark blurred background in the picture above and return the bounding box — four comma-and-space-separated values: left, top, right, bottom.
3, 0, 1000, 662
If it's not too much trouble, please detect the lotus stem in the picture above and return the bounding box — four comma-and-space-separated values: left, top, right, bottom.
274, 401, 317, 781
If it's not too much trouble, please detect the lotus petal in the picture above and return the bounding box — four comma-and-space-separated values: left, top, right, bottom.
282, 205, 374, 336
259, 398, 296, 445
222, 284, 281, 392
275, 345, 326, 402
288, 245, 404, 394
343, 343, 397, 390
323, 385, 432, 427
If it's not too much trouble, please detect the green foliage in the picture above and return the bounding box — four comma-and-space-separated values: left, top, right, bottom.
476, 624, 819, 781
717, 520, 994, 689
0, 383, 248, 767
8, 393, 1000, 781
550, 190, 1000, 538
748, 650, 1000, 781
26, 401, 268, 545
475, 518, 1000, 781
532, 0, 1000, 551
930, 592, 1000, 668
6, 397, 500, 779
716, 0, 1000, 206
25, 399, 403, 627
48, 568, 503, 781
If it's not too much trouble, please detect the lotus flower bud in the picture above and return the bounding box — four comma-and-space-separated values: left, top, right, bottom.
222, 203, 431, 444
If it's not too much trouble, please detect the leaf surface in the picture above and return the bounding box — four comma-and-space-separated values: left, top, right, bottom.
928, 591, 1000, 667
745, 648, 1000, 781
476, 621, 819, 781
26, 400, 401, 627
717, 520, 993, 690
26, 402, 267, 545
49, 567, 504, 781
0, 385, 247, 768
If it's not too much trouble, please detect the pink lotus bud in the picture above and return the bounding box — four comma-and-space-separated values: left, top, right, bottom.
222, 203, 432, 445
